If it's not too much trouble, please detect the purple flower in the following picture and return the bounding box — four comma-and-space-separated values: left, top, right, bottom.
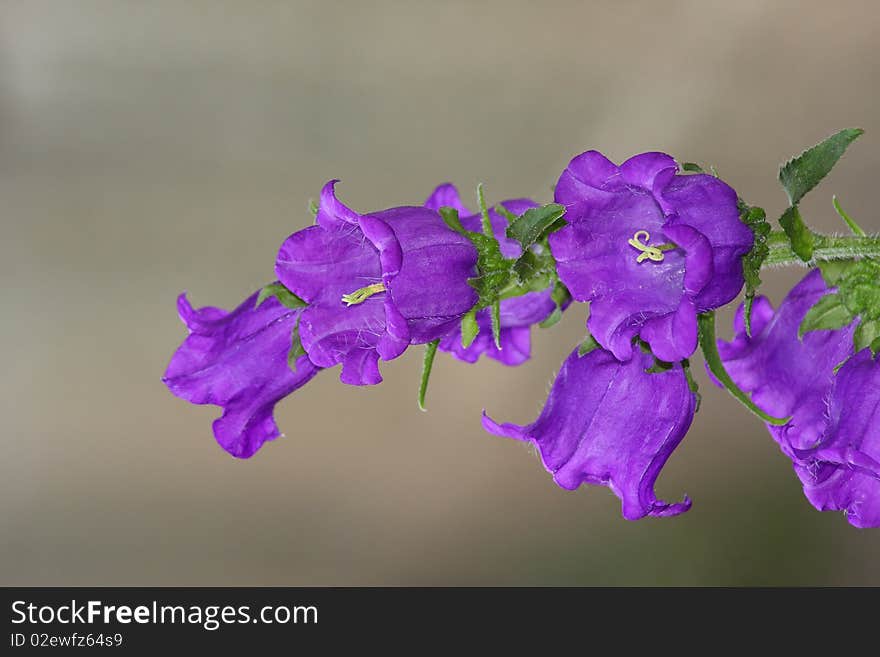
163, 290, 320, 458
424, 183, 558, 366
718, 269, 880, 527
482, 346, 696, 520
549, 151, 754, 362
275, 180, 479, 385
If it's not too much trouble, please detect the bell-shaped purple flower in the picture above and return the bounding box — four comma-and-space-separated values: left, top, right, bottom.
718, 269, 880, 527
424, 183, 558, 365
549, 151, 754, 363
275, 181, 479, 385
163, 290, 320, 458
482, 346, 696, 520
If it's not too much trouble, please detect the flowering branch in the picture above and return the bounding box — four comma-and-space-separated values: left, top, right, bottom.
164, 127, 880, 528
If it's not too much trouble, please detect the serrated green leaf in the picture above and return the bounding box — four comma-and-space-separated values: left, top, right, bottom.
817, 260, 851, 286
799, 293, 853, 338
854, 319, 880, 354
779, 205, 814, 262
257, 282, 308, 310
505, 203, 566, 252
418, 340, 440, 411
512, 249, 542, 284
460, 310, 479, 349
577, 334, 599, 357
778, 128, 864, 205
681, 162, 704, 173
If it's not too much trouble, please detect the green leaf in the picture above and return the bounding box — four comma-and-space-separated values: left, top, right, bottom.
418, 340, 440, 411
460, 309, 479, 349
832, 196, 866, 237
817, 260, 851, 286
778, 128, 864, 206
798, 293, 853, 338
854, 319, 880, 354
512, 249, 542, 284
698, 311, 790, 425
779, 205, 814, 262
490, 300, 501, 349
681, 162, 704, 173
577, 334, 599, 357
256, 282, 308, 310
505, 203, 566, 252
739, 206, 771, 335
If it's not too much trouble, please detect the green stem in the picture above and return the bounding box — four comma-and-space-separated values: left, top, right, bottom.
697, 312, 790, 426
763, 230, 880, 267
418, 340, 440, 412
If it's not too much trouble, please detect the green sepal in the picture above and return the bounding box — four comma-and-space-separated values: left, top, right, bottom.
798, 293, 853, 338
256, 282, 308, 310
779, 205, 814, 262
505, 203, 566, 252
680, 162, 704, 173
854, 319, 880, 354
682, 358, 701, 413
836, 258, 880, 320
490, 300, 501, 349
698, 311, 790, 425
287, 317, 307, 372
539, 281, 571, 329
308, 199, 319, 217
817, 260, 850, 286
460, 309, 479, 349
739, 205, 771, 336
440, 206, 513, 309
645, 359, 673, 374
577, 334, 600, 357
418, 340, 440, 411
870, 336, 880, 357
832, 196, 866, 237
778, 128, 864, 206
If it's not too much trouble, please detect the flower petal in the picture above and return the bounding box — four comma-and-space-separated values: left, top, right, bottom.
483, 347, 695, 520
424, 183, 470, 215
163, 291, 320, 458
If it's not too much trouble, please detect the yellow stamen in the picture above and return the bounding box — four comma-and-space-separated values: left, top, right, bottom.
627, 230, 665, 263
341, 282, 386, 306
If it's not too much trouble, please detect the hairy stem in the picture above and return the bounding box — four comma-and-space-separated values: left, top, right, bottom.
763, 231, 880, 267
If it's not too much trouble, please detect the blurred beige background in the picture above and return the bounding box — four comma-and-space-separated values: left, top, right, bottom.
2, 0, 879, 586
